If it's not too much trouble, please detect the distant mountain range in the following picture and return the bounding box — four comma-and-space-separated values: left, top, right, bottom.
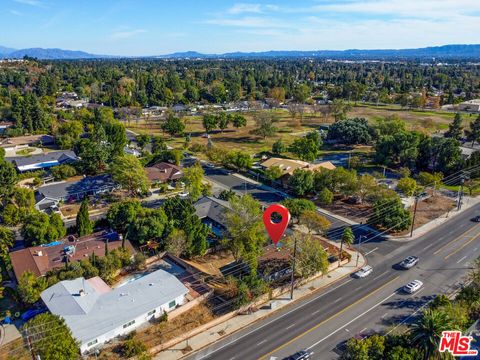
1, 44, 480, 60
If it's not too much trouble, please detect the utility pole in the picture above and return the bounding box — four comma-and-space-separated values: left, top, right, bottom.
410, 195, 419, 237
289, 236, 298, 300
25, 328, 35, 360
457, 176, 465, 211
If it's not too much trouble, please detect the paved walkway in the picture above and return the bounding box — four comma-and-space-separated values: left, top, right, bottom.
154, 246, 364, 360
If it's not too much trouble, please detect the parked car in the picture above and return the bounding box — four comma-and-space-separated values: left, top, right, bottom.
472, 215, 480, 222
354, 265, 373, 278
403, 280, 423, 294
283, 349, 314, 360
21, 308, 47, 322
399, 256, 419, 269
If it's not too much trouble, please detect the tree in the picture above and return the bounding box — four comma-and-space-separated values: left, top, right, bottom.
375, 131, 420, 167
183, 163, 204, 201
339, 227, 354, 265
444, 112, 463, 140
465, 114, 480, 146
107, 200, 143, 235
104, 121, 127, 158
280, 198, 316, 222
292, 83, 310, 103
330, 99, 351, 121
74, 137, 110, 174
264, 166, 283, 181
110, 154, 150, 196
369, 195, 411, 231
269, 87, 286, 104
272, 139, 285, 155
162, 197, 209, 256
341, 334, 386, 360
12, 187, 35, 209
161, 114, 185, 137
397, 177, 417, 197
225, 195, 266, 275
299, 210, 331, 234
219, 189, 238, 201
327, 118, 375, 145
289, 131, 322, 161
226, 151, 253, 170
76, 198, 93, 237
317, 187, 334, 205
217, 113, 230, 132
417, 172, 443, 188
127, 208, 167, 245
136, 134, 151, 150
56, 120, 83, 150
376, 116, 406, 136
250, 111, 278, 139
0, 159, 17, 200
22, 211, 66, 247
17, 271, 48, 304
50, 164, 77, 180
289, 169, 314, 196
0, 226, 15, 266
231, 114, 247, 129
202, 114, 218, 133
289, 232, 329, 278
355, 174, 377, 203
25, 313, 79, 360
418, 136, 462, 175
410, 309, 454, 360
165, 228, 187, 256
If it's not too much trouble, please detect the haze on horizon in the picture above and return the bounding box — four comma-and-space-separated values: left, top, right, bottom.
1, 0, 480, 56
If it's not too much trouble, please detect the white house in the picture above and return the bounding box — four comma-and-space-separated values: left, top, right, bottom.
41, 270, 189, 354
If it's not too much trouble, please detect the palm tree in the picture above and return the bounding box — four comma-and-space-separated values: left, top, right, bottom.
410, 309, 454, 360
339, 227, 354, 266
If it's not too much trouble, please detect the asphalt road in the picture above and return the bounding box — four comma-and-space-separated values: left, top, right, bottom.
185, 203, 480, 360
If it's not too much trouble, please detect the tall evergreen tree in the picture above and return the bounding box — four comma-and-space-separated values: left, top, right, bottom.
76, 198, 93, 237
466, 114, 480, 147
444, 113, 463, 140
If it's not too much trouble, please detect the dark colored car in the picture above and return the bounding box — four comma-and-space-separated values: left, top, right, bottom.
472, 215, 480, 222
283, 349, 314, 360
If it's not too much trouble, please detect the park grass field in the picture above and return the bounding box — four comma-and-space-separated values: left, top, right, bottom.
125, 105, 465, 156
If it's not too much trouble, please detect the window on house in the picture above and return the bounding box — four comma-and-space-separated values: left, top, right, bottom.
122, 320, 135, 329
87, 339, 98, 347
147, 309, 156, 316
168, 300, 176, 308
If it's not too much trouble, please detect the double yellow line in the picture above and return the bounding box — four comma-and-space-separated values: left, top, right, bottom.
433, 224, 480, 255
444, 231, 480, 260
258, 276, 400, 360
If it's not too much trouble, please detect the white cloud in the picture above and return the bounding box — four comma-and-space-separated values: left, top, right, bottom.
227, 3, 262, 14
13, 0, 43, 7
205, 16, 288, 29
109, 29, 147, 40
9, 9, 22, 15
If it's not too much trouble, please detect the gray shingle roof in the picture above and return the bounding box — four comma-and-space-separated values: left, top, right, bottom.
41, 270, 189, 344
36, 174, 116, 201
7, 150, 78, 167
194, 196, 231, 228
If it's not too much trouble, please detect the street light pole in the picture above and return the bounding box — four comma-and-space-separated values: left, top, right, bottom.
289, 236, 298, 300
457, 176, 465, 211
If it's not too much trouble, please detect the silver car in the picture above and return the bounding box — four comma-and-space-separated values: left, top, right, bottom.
399, 256, 419, 269
404, 280, 423, 294
354, 265, 373, 278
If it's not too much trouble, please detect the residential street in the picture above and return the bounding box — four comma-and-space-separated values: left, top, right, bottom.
185, 203, 480, 360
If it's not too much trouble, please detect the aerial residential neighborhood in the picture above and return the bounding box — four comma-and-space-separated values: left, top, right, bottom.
0, 1, 479, 360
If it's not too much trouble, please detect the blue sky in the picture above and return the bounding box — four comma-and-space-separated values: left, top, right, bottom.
1, 0, 480, 55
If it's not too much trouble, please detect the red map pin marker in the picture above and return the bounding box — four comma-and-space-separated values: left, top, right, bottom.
263, 204, 291, 245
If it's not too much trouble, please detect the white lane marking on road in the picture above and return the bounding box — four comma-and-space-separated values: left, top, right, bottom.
345, 328, 350, 333
360, 328, 368, 333
413, 288, 425, 296
257, 339, 268, 346
306, 292, 397, 349
333, 297, 344, 304
372, 272, 388, 282
423, 242, 436, 251
473, 247, 478, 252
457, 255, 468, 264
364, 247, 379, 256
192, 278, 354, 359
286, 323, 296, 330
381, 312, 389, 319
312, 309, 321, 315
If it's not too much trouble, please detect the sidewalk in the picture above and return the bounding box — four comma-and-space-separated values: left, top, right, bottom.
153, 246, 364, 360
388, 195, 480, 242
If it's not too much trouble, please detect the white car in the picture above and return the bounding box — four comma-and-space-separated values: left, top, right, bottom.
404, 280, 423, 294
178, 191, 189, 198
354, 265, 373, 278
399, 256, 419, 269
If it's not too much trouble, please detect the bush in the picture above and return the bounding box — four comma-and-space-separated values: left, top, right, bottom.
50, 164, 77, 180
397, 177, 417, 197
317, 188, 334, 205
122, 334, 148, 358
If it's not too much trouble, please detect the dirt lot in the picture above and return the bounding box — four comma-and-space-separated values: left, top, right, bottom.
407, 194, 456, 233
0, 338, 30, 360
320, 197, 373, 224
184, 250, 236, 276
93, 304, 214, 359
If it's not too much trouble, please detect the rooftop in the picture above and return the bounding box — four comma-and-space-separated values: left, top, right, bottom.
41, 270, 189, 344
145, 162, 184, 183
6, 150, 78, 167
194, 196, 232, 228
260, 157, 336, 175
9, 231, 135, 280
